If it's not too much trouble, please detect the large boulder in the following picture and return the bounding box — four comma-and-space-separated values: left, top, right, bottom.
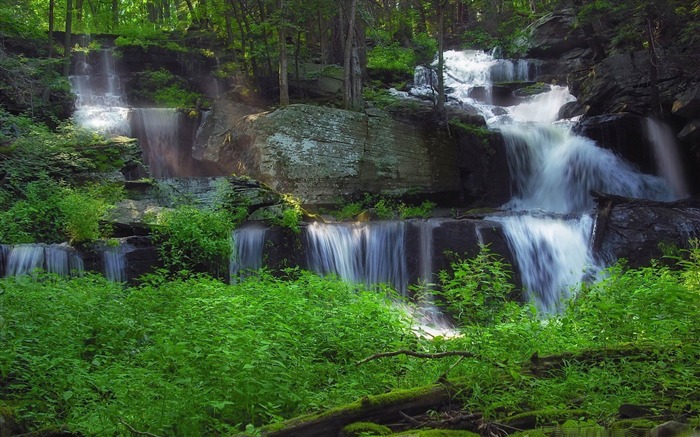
593, 196, 700, 268
522, 9, 588, 59
574, 50, 684, 116
193, 99, 467, 205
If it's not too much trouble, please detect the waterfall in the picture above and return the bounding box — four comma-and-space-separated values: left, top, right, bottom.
134, 108, 182, 178
103, 245, 127, 282
645, 117, 689, 198
431, 49, 681, 312
4, 244, 84, 277
306, 221, 408, 294
70, 47, 131, 136
230, 224, 268, 283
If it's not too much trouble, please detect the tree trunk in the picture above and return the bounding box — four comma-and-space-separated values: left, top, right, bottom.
63, 0, 73, 77
435, 0, 447, 115
278, 0, 289, 106
342, 0, 359, 110
48, 0, 55, 58
112, 0, 118, 29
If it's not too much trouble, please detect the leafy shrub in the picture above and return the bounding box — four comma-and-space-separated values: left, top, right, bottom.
58, 185, 121, 244
151, 206, 238, 276
398, 200, 435, 219
0, 271, 413, 434
367, 43, 417, 83
129, 68, 204, 108
436, 245, 516, 326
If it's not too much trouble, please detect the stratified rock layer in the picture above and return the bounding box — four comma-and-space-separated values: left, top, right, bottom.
194, 98, 464, 205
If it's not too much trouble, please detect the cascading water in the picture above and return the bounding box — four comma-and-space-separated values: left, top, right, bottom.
103, 245, 127, 282
133, 108, 182, 178
306, 221, 408, 294
70, 46, 131, 136
230, 224, 268, 283
429, 49, 682, 312
4, 244, 84, 277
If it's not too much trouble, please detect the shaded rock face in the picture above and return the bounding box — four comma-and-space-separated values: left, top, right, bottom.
523, 9, 588, 59
194, 100, 470, 206
594, 202, 700, 268
574, 114, 657, 174
573, 50, 685, 116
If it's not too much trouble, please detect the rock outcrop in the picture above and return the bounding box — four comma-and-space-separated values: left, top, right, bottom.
592, 195, 700, 268
193, 97, 494, 206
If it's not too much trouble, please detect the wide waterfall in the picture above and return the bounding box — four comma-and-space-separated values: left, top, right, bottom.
2, 244, 84, 278
432, 49, 682, 311
306, 221, 408, 294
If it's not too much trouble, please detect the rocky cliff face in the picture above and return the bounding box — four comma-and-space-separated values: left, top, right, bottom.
193, 95, 506, 206
521, 8, 700, 192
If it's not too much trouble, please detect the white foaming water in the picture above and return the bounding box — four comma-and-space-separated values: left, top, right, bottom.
103, 245, 127, 282
230, 224, 267, 283
70, 48, 131, 136
490, 214, 597, 313
134, 108, 181, 178
501, 124, 675, 213
5, 244, 83, 277
433, 50, 683, 312
306, 221, 408, 294
645, 117, 689, 198
411, 50, 536, 106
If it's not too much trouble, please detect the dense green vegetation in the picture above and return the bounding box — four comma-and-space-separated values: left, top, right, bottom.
0, 109, 131, 244
1, 247, 699, 435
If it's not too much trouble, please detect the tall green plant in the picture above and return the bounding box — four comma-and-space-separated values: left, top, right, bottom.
151, 206, 239, 276
436, 245, 516, 326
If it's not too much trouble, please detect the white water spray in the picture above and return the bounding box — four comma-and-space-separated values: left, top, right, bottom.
70, 47, 131, 136
306, 221, 408, 294
432, 50, 682, 312
230, 224, 268, 283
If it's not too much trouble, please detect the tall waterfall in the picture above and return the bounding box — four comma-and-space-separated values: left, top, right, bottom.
306, 221, 408, 294
70, 47, 131, 136
133, 108, 182, 178
432, 50, 681, 311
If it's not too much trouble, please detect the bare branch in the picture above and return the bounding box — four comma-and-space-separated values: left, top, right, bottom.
118, 419, 164, 437
356, 350, 476, 365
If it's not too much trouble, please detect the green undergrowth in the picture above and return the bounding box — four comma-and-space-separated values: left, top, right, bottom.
326, 193, 436, 221
0, 110, 131, 244
2, 246, 700, 436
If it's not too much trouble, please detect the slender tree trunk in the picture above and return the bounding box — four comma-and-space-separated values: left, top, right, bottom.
435, 0, 447, 115
112, 0, 118, 29
342, 0, 358, 110
278, 0, 289, 106
76, 0, 83, 23
63, 0, 73, 77
48, 0, 55, 58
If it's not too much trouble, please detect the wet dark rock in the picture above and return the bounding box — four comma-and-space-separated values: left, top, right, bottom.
558, 101, 585, 120
618, 404, 654, 419
672, 86, 700, 120
593, 199, 700, 267
451, 125, 511, 207
574, 50, 684, 116
574, 114, 657, 174
523, 9, 588, 59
